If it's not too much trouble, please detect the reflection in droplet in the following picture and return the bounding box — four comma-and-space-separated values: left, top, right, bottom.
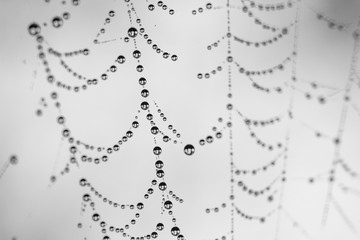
184, 144, 195, 156
52, 16, 63, 28
171, 226, 180, 236
28, 23, 41, 36
153, 146, 162, 155
117, 55, 126, 64
128, 27, 138, 38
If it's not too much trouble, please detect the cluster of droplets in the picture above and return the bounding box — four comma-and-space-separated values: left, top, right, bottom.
234, 53, 294, 76
44, 0, 80, 5
237, 109, 284, 151
242, 0, 298, 11
26, 1, 202, 239
241, 113, 282, 128
245, 75, 284, 94
48, 47, 89, 58
315, 13, 346, 31
233, 28, 289, 47
148, 1, 175, 15
235, 205, 281, 223
236, 173, 284, 198
234, 150, 285, 176
191, 3, 213, 15
24, 0, 360, 239
27, 28, 130, 92
197, 117, 230, 147
76, 139, 186, 239
294, 77, 349, 105
205, 203, 227, 214
206, 35, 226, 50
189, 0, 307, 239
197, 65, 223, 79
233, 2, 290, 32
93, 10, 118, 44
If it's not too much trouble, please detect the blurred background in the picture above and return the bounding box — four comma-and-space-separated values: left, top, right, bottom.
0, 0, 360, 240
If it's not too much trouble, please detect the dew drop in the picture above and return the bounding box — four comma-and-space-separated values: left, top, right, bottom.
92, 213, 100, 221
171, 226, 180, 236
158, 182, 167, 191
128, 27, 138, 38
133, 50, 141, 59
141, 101, 149, 110
164, 200, 173, 209
153, 146, 162, 155
184, 144, 195, 156
28, 23, 41, 36
52, 16, 63, 28
156, 223, 164, 231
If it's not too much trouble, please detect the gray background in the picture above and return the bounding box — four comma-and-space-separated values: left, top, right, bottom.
0, 0, 360, 240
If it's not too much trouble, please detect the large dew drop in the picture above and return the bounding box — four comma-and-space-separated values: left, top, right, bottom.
128, 27, 138, 38
184, 144, 195, 156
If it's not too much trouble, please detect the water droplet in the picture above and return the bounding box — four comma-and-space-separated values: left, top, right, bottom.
141, 101, 149, 110
52, 16, 63, 28
110, 65, 117, 72
153, 146, 162, 155
63, 12, 70, 20
128, 27, 138, 38
79, 178, 87, 186
151, 126, 159, 134
184, 144, 195, 156
132, 121, 139, 128
83, 194, 90, 201
171, 55, 178, 61
156, 223, 164, 231
133, 50, 141, 59
139, 77, 147, 85
156, 170, 165, 178
146, 114, 153, 120
136, 65, 144, 72
117, 55, 126, 64
155, 160, 164, 169
137, 202, 144, 210
28, 23, 41, 36
164, 200, 173, 209
9, 155, 18, 165
92, 213, 100, 221
171, 226, 180, 236
141, 89, 149, 97
159, 182, 167, 191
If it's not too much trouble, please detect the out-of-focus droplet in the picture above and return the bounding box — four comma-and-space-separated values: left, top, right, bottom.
52, 16, 63, 28
153, 146, 162, 155
9, 155, 18, 165
28, 23, 41, 36
128, 27, 138, 38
